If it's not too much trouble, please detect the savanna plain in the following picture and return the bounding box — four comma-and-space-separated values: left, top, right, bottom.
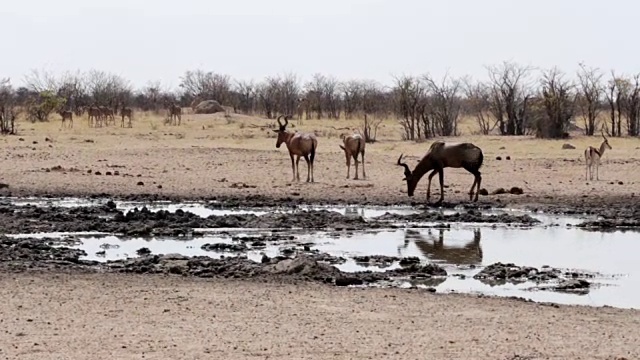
1, 111, 639, 360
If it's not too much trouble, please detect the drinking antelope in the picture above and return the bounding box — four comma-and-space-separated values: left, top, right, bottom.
273, 115, 318, 182
339, 130, 366, 180
397, 141, 484, 205
585, 131, 612, 181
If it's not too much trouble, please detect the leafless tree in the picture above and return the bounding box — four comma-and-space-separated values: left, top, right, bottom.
422, 73, 463, 137
393, 75, 424, 140
536, 68, 576, 138
621, 74, 640, 136
604, 71, 626, 137
486, 61, 534, 135
576, 63, 604, 136
0, 78, 18, 135
463, 78, 498, 135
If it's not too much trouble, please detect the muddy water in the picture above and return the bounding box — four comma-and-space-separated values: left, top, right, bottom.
2, 196, 637, 309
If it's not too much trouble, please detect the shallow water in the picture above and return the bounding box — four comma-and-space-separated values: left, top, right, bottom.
1, 197, 636, 309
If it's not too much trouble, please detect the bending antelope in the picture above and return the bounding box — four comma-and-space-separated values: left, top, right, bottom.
339, 130, 366, 180
397, 141, 484, 205
585, 131, 612, 181
273, 115, 318, 182
120, 106, 133, 128
58, 109, 73, 128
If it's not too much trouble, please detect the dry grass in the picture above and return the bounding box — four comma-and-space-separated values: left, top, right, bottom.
2, 110, 639, 205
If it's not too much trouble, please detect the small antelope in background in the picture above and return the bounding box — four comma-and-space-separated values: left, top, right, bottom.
585, 131, 612, 181
273, 115, 318, 182
167, 102, 182, 125
58, 109, 73, 128
87, 105, 101, 127
397, 141, 484, 205
120, 105, 133, 128
339, 130, 366, 180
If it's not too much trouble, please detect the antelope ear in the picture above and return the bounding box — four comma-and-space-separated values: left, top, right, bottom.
272, 129, 279, 133
402, 178, 407, 181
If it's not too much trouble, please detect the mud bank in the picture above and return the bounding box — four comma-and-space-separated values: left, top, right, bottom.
0, 201, 545, 236
0, 236, 595, 294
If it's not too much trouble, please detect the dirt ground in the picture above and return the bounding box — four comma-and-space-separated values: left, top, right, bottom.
1, 112, 639, 214
0, 272, 637, 360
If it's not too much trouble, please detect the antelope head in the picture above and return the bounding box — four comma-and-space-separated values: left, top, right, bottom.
397, 154, 417, 197
272, 115, 289, 148
601, 130, 612, 150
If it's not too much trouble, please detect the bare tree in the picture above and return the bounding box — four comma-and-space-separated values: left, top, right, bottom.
392, 75, 424, 140
604, 71, 627, 137
463, 78, 498, 135
576, 63, 604, 136
537, 68, 576, 138
486, 61, 534, 135
422, 73, 463, 136
0, 78, 18, 134
622, 74, 640, 136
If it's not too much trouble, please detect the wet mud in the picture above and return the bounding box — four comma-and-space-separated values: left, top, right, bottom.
0, 201, 549, 236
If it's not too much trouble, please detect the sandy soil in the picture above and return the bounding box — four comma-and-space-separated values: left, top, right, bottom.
1, 112, 639, 212
0, 272, 637, 360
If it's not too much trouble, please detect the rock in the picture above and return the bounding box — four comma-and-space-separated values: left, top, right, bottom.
478, 188, 489, 196
496, 156, 502, 161
194, 100, 225, 114
491, 188, 507, 195
201, 243, 248, 252
509, 187, 524, 195
136, 247, 152, 256
562, 143, 576, 149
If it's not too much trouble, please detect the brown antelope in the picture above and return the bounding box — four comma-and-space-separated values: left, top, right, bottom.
58, 109, 73, 128
296, 97, 307, 124
397, 141, 484, 205
338, 130, 366, 180
585, 131, 612, 181
100, 106, 115, 126
273, 115, 318, 182
167, 102, 182, 125
87, 105, 101, 127
120, 106, 133, 128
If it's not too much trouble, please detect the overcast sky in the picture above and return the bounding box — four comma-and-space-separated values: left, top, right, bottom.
1, 0, 637, 90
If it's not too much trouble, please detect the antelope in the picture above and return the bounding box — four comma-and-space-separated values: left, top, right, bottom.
120, 106, 133, 128
338, 130, 366, 180
100, 106, 115, 126
585, 131, 612, 181
296, 97, 306, 124
167, 102, 182, 125
87, 105, 101, 127
273, 115, 318, 182
396, 141, 484, 205
58, 109, 73, 128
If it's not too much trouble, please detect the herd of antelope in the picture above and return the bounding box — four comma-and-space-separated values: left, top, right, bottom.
272, 115, 615, 205
56, 104, 616, 205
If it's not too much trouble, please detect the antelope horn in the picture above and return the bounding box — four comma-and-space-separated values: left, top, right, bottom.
396, 154, 411, 174
276, 115, 283, 127
283, 115, 289, 127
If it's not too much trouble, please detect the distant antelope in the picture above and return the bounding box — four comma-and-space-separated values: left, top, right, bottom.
273, 115, 318, 182
58, 109, 73, 128
585, 131, 612, 181
167, 102, 182, 125
339, 130, 366, 180
87, 105, 101, 127
120, 106, 133, 128
100, 106, 115, 126
397, 141, 484, 205
296, 97, 306, 124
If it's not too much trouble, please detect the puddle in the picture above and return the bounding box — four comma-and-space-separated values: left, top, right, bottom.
1, 196, 635, 309
18, 223, 638, 309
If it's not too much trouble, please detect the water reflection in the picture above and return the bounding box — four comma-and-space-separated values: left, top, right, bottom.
401, 228, 483, 266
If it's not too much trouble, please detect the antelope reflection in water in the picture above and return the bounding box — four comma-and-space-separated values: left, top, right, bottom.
399, 228, 483, 266
344, 207, 364, 217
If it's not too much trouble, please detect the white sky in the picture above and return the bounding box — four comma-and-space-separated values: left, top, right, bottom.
1, 0, 638, 90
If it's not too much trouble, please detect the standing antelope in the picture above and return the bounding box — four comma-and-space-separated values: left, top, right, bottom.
120, 106, 133, 128
58, 109, 73, 128
87, 105, 101, 127
273, 115, 318, 182
339, 131, 366, 180
166, 102, 182, 125
396, 141, 484, 205
585, 131, 612, 181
